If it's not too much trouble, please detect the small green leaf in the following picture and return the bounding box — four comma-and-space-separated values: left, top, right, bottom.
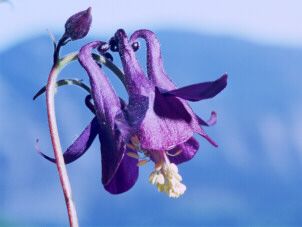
33, 78, 91, 100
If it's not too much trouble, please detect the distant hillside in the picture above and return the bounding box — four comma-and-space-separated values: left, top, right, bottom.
0, 30, 301, 226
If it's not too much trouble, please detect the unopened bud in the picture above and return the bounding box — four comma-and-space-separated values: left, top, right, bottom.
64, 7, 92, 41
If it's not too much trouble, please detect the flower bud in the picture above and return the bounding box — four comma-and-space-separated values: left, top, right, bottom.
64, 7, 92, 41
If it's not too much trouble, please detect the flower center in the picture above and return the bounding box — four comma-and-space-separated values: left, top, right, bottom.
127, 136, 186, 198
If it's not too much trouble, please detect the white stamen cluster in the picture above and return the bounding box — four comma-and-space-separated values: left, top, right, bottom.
126, 136, 186, 198
149, 162, 186, 198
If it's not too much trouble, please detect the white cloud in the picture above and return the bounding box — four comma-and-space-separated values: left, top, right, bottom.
258, 113, 293, 178
1, 0, 302, 51
217, 110, 251, 170
290, 106, 302, 163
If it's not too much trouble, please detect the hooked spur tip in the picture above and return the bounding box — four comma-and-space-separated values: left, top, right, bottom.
86, 6, 92, 14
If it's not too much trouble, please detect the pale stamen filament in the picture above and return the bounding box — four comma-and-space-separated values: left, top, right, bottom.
126, 152, 139, 159
166, 149, 183, 157
137, 159, 150, 166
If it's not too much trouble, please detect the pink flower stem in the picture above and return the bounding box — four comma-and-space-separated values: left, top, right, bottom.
44, 51, 124, 226
46, 53, 79, 227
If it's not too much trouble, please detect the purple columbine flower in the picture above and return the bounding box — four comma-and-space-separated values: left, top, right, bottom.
111, 29, 227, 197
40, 29, 227, 198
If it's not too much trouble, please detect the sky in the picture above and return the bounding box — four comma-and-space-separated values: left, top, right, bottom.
1, 0, 302, 225
1, 0, 302, 51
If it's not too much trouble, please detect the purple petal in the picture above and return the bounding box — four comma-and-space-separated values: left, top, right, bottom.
124, 94, 149, 131
113, 95, 149, 142
130, 29, 174, 89
196, 111, 217, 126
129, 29, 222, 150
36, 117, 99, 164
197, 130, 218, 147
78, 41, 122, 126
119, 97, 127, 110
117, 30, 194, 150
121, 29, 216, 151
115, 29, 152, 95
79, 41, 128, 185
104, 148, 139, 194
154, 87, 192, 123
130, 29, 213, 148
135, 86, 195, 151
98, 127, 126, 186
168, 137, 199, 165
164, 74, 228, 102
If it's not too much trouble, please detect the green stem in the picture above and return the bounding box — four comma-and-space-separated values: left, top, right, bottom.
92, 53, 126, 85
33, 78, 91, 100
60, 51, 126, 84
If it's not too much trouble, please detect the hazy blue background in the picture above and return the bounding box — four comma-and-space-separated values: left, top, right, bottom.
1, 1, 302, 226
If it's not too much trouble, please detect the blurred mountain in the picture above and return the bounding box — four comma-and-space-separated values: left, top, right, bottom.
0, 30, 302, 226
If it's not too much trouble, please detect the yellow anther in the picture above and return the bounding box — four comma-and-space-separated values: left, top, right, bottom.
126, 143, 136, 150
137, 159, 149, 166
126, 152, 139, 159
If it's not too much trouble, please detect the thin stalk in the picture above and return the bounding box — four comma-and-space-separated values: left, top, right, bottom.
44, 51, 124, 227
92, 53, 126, 84
35, 53, 125, 100
33, 78, 90, 100
46, 52, 78, 227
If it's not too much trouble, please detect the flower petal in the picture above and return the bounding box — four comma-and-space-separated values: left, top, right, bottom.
78, 41, 122, 126
164, 74, 228, 102
116, 30, 195, 151
37, 117, 99, 164
104, 148, 139, 194
124, 93, 149, 131
168, 137, 199, 165
113, 94, 149, 143
197, 130, 218, 147
115, 29, 152, 95
78, 41, 129, 185
129, 29, 212, 149
130, 31, 227, 101
196, 111, 217, 126
154, 87, 192, 123
98, 123, 127, 186
130, 29, 172, 88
